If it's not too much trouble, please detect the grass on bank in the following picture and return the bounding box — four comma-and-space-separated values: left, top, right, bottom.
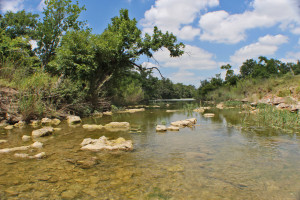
207, 74, 300, 102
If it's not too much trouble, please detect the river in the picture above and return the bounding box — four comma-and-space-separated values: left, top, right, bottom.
0, 103, 300, 199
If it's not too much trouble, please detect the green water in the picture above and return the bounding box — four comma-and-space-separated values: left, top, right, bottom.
0, 104, 300, 199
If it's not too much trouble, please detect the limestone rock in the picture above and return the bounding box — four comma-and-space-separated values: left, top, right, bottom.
30, 120, 40, 128
0, 145, 30, 153
104, 122, 130, 132
80, 136, 133, 151
4, 125, 14, 130
167, 126, 180, 131
51, 118, 61, 126
41, 118, 52, 125
203, 113, 215, 118
14, 121, 25, 128
156, 125, 167, 132
216, 103, 224, 109
166, 110, 180, 113
193, 108, 205, 113
32, 127, 54, 138
31, 141, 43, 149
103, 111, 113, 116
82, 124, 103, 130
67, 115, 81, 125
0, 139, 7, 144
117, 108, 145, 113
22, 135, 31, 142
171, 120, 193, 127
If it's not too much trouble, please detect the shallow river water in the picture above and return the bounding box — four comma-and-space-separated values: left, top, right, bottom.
1, 104, 300, 199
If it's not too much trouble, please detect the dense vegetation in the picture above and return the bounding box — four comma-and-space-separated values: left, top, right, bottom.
198, 56, 300, 101
0, 0, 196, 120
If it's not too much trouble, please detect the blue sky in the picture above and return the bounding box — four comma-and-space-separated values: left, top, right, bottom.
1, 0, 300, 86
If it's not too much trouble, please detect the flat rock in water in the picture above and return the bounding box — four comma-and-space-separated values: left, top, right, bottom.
0, 139, 7, 144
22, 135, 31, 142
203, 113, 215, 118
82, 124, 103, 130
4, 125, 14, 130
0, 145, 30, 153
31, 141, 43, 149
80, 136, 133, 151
32, 127, 54, 138
67, 115, 81, 125
167, 126, 179, 131
104, 122, 130, 132
156, 125, 167, 132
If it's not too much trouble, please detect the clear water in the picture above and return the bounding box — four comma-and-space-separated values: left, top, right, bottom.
1, 104, 300, 199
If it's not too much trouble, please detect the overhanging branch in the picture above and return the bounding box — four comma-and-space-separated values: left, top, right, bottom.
129, 61, 164, 79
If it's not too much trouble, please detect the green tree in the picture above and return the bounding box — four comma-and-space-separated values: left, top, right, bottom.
54, 9, 184, 108
36, 0, 86, 69
0, 10, 39, 39
240, 59, 257, 78
221, 64, 238, 85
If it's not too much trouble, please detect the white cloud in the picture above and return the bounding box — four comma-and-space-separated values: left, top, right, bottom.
37, 0, 46, 11
281, 52, 300, 63
230, 34, 288, 66
298, 38, 300, 45
151, 44, 218, 70
141, 0, 219, 41
199, 0, 300, 43
0, 0, 24, 12
169, 70, 202, 86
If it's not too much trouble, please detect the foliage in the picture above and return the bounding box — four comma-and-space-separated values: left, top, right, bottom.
36, 0, 86, 68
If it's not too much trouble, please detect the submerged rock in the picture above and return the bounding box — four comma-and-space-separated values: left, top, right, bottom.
203, 113, 215, 118
22, 135, 31, 142
104, 122, 130, 132
31, 141, 43, 149
67, 115, 81, 125
0, 139, 8, 144
156, 125, 167, 132
0, 145, 30, 153
14, 152, 46, 159
171, 118, 196, 127
80, 136, 133, 151
67, 157, 99, 169
82, 124, 103, 130
167, 126, 180, 131
4, 125, 14, 130
32, 127, 54, 138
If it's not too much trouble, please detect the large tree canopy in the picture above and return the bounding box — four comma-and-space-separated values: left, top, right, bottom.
54, 9, 185, 107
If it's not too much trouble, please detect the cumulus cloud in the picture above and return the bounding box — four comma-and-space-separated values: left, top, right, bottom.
141, 0, 219, 41
281, 51, 300, 63
151, 45, 218, 70
230, 34, 288, 66
0, 0, 24, 12
199, 0, 300, 43
169, 70, 202, 86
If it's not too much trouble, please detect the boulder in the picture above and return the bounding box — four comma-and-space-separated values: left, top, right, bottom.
82, 124, 103, 130
67, 116, 81, 125
80, 136, 133, 151
203, 113, 215, 118
22, 135, 31, 142
167, 126, 180, 131
156, 125, 167, 132
186, 118, 197, 124
32, 127, 54, 138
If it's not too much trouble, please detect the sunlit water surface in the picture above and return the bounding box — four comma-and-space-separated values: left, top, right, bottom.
1, 104, 300, 199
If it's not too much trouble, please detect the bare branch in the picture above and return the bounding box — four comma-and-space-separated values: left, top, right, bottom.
129, 61, 164, 79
